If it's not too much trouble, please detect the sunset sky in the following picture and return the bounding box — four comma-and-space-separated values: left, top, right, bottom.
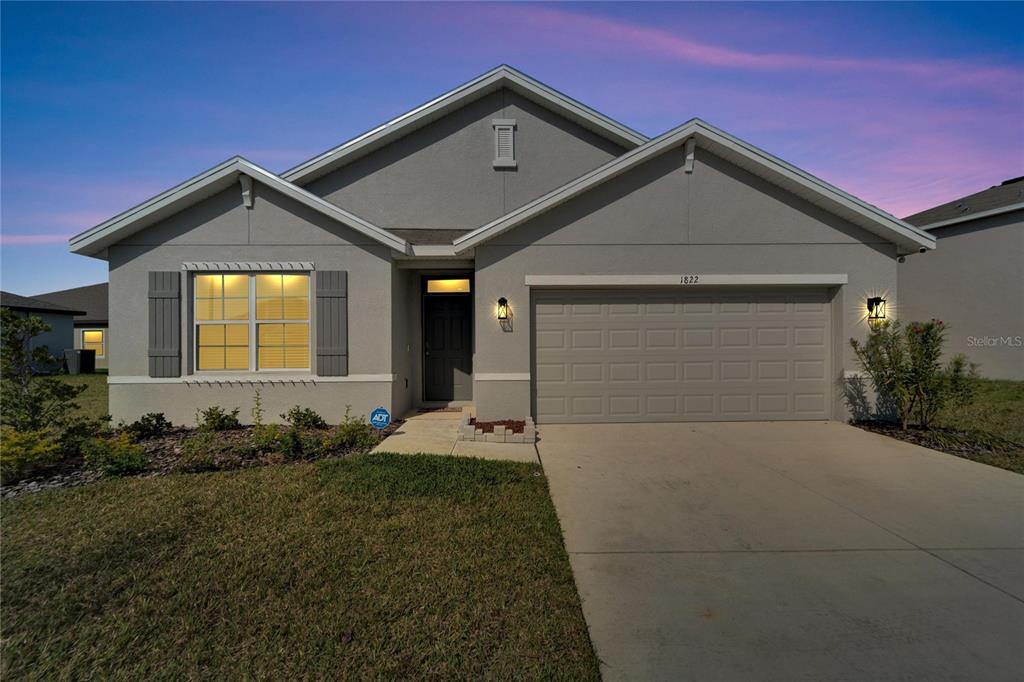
2, 1, 1022, 294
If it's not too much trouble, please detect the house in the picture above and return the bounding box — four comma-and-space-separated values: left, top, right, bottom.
0, 291, 85, 367
900, 177, 1023, 380
35, 283, 110, 370
68, 65, 935, 425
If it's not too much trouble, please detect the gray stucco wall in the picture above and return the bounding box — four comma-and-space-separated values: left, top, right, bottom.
472, 147, 898, 420
899, 209, 1023, 380
107, 182, 399, 424
305, 88, 627, 231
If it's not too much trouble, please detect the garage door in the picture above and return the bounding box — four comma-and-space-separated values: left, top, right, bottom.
533, 289, 832, 423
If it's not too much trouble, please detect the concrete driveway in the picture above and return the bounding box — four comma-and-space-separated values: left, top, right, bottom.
539, 421, 1024, 681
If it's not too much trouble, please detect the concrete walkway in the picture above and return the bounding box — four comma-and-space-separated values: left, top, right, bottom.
372, 409, 538, 463
540, 421, 1024, 681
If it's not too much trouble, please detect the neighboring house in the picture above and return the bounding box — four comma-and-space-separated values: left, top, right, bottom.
901, 177, 1023, 380
0, 291, 85, 367
68, 65, 935, 425
35, 283, 110, 370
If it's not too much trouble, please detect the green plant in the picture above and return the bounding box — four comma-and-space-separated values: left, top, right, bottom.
82, 433, 148, 476
328, 407, 378, 453
0, 308, 86, 432
59, 415, 113, 458
122, 413, 172, 441
195, 405, 241, 431
250, 423, 284, 454
177, 431, 248, 472
851, 319, 978, 429
0, 427, 60, 484
251, 389, 265, 427
280, 406, 327, 430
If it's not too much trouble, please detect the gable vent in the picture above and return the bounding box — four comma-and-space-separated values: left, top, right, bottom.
492, 119, 517, 168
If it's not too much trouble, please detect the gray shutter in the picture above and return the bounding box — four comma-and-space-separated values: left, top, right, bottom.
148, 272, 181, 377
316, 271, 348, 376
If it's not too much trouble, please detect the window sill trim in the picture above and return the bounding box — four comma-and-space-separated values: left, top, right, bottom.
108, 374, 395, 385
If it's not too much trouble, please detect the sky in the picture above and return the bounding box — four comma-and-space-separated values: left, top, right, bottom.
2, 1, 1022, 295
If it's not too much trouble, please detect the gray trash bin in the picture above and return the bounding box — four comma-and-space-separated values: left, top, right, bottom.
64, 349, 96, 375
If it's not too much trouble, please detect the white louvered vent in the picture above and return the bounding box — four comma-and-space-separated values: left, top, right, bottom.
492, 119, 517, 168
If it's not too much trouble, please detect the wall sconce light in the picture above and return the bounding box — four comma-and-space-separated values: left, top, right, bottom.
866, 296, 886, 326
497, 297, 509, 320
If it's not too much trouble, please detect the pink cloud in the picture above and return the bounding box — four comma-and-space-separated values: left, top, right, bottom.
472, 5, 1023, 96
0, 232, 75, 246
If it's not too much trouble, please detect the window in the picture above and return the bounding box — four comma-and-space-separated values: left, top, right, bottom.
81, 329, 105, 358
194, 273, 310, 371
426, 278, 471, 294
492, 118, 517, 168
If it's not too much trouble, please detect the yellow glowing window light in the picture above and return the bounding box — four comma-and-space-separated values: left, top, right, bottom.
82, 329, 105, 357
426, 278, 471, 294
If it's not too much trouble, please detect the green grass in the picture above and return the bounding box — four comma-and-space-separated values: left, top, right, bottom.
936, 378, 1024, 445
1, 453, 599, 680
50, 372, 109, 420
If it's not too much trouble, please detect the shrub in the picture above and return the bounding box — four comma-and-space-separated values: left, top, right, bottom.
250, 424, 283, 454
1, 308, 86, 431
177, 431, 246, 472
851, 319, 977, 429
0, 427, 60, 484
195, 405, 241, 432
59, 415, 112, 458
329, 408, 378, 453
280, 406, 327, 430
123, 413, 172, 441
82, 433, 148, 476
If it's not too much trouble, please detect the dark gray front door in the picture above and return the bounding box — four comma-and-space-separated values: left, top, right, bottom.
423, 295, 472, 401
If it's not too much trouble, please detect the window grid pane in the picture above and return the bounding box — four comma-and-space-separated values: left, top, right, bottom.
196, 273, 309, 372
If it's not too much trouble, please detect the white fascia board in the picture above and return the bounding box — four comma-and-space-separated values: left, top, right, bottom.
68, 158, 407, 257
454, 118, 937, 254
916, 201, 1024, 231
524, 274, 849, 287
281, 65, 647, 185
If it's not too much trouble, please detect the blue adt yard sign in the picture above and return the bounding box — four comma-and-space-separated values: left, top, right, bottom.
369, 407, 391, 430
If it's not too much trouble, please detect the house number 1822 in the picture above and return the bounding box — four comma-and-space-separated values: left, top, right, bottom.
680, 275, 700, 284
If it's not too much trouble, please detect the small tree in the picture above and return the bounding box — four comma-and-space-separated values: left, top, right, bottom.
850, 319, 976, 429
0, 308, 86, 431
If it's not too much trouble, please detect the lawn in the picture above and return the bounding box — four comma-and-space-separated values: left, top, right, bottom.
51, 372, 109, 421
1, 454, 599, 680
936, 378, 1024, 445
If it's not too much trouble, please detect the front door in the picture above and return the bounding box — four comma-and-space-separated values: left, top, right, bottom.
423, 295, 472, 401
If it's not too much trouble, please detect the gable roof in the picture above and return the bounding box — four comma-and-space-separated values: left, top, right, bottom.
1, 291, 85, 316
454, 118, 936, 255
69, 157, 407, 257
281, 65, 648, 186
34, 283, 108, 324
903, 176, 1024, 230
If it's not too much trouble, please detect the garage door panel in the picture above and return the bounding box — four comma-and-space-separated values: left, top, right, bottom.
534, 289, 832, 423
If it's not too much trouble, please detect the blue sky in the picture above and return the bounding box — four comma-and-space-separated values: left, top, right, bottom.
2, 1, 1022, 294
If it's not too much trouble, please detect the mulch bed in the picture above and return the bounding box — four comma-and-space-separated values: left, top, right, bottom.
468, 418, 526, 434
852, 420, 1023, 459
1, 419, 404, 500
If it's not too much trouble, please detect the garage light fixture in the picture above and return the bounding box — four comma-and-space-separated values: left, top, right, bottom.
866, 296, 886, 326
497, 297, 509, 320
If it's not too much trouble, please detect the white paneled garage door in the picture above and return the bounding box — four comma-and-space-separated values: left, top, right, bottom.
533, 289, 832, 423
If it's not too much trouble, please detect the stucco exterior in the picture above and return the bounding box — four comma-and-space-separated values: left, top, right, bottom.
70, 67, 930, 426
899, 208, 1023, 380
472, 147, 897, 420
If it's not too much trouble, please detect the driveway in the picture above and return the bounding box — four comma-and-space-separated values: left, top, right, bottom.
539, 421, 1024, 681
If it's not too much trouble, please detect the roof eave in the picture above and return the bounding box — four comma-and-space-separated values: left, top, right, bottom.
68, 158, 407, 258
914, 201, 1024, 231
281, 65, 648, 186
453, 118, 936, 255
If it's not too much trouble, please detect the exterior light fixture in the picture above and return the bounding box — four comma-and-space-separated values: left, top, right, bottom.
497, 297, 509, 320
866, 296, 886, 325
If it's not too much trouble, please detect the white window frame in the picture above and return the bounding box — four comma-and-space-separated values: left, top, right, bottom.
80, 328, 106, 358
192, 272, 312, 374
